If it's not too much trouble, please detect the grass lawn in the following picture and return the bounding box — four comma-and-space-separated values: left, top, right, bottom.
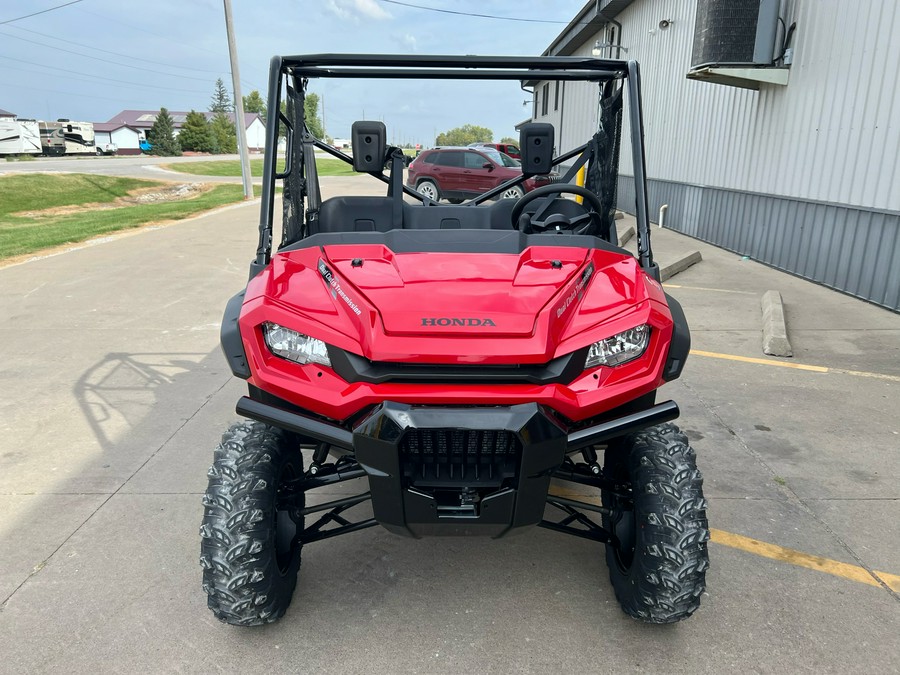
0, 174, 157, 218
162, 157, 358, 178
0, 173, 258, 260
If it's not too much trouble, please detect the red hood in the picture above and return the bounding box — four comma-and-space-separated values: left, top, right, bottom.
243, 243, 659, 364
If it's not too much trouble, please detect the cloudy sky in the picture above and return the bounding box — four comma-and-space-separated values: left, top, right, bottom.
0, 0, 585, 145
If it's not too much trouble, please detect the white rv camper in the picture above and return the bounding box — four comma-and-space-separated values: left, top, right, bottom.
39, 121, 66, 156
58, 120, 96, 154
0, 118, 42, 155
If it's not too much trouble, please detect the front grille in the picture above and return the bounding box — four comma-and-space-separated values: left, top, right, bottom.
399, 428, 521, 486
327, 346, 588, 385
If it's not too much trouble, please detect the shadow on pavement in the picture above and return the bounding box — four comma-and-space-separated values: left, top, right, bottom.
73, 351, 209, 452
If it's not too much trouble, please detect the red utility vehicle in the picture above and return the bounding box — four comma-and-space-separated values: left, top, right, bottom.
201, 54, 709, 628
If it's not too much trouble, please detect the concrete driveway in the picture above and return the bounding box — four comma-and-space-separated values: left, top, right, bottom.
0, 182, 897, 672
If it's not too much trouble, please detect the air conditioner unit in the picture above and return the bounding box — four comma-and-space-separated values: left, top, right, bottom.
691, 0, 780, 69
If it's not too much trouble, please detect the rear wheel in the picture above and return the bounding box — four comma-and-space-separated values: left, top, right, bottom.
200, 421, 304, 626
602, 423, 709, 623
500, 185, 525, 199
416, 179, 441, 202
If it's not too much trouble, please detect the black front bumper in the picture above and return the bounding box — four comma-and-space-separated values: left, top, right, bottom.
354, 402, 567, 537
235, 397, 679, 538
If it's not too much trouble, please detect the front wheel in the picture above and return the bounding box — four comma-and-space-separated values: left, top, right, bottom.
200, 422, 304, 626
602, 423, 709, 623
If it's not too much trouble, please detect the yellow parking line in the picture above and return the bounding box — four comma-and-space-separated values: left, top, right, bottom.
547, 490, 900, 592
690, 349, 828, 372
689, 349, 900, 382
710, 528, 900, 593
830, 367, 900, 383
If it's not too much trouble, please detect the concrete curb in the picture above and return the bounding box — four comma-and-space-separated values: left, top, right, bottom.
618, 226, 635, 245
761, 290, 793, 357
659, 250, 702, 282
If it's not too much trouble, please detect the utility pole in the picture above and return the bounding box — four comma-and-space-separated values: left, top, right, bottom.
223, 0, 253, 200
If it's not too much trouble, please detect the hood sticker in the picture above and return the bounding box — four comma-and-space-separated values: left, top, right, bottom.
318, 259, 362, 316
555, 262, 594, 319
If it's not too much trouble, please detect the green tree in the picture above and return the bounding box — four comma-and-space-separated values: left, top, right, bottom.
177, 110, 215, 152
304, 92, 324, 139
500, 136, 518, 145
435, 124, 492, 146
270, 92, 323, 139
242, 90, 266, 117
210, 112, 237, 154
210, 77, 232, 113
147, 107, 181, 156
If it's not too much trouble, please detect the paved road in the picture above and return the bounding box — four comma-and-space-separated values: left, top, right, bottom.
0, 153, 255, 183
0, 152, 347, 184
0, 190, 898, 672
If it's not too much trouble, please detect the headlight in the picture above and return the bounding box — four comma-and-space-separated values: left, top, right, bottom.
585, 324, 650, 368
262, 322, 331, 367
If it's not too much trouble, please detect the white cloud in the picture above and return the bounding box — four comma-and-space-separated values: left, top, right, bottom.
396, 32, 417, 52
326, 0, 391, 21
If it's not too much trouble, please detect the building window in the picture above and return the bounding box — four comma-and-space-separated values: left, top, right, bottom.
554, 81, 560, 111
542, 83, 549, 116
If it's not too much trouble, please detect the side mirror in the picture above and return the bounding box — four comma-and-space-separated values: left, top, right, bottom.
482, 162, 494, 171
351, 121, 387, 172
519, 123, 554, 177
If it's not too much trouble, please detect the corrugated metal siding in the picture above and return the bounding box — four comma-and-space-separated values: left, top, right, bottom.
539, 0, 900, 310
619, 177, 900, 311
610, 0, 900, 211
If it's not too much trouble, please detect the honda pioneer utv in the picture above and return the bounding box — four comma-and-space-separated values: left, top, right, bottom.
200, 54, 709, 626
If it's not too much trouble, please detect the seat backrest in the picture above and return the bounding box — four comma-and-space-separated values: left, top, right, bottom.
315, 195, 520, 235
314, 196, 399, 234
401, 199, 518, 231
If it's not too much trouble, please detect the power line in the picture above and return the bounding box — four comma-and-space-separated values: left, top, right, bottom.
70, 6, 264, 92
0, 80, 147, 104
0, 54, 209, 95
375, 0, 570, 24
7, 25, 230, 76
75, 5, 218, 51
0, 0, 85, 26
0, 30, 213, 82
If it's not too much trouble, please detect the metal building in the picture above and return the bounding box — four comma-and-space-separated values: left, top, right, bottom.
532, 0, 899, 310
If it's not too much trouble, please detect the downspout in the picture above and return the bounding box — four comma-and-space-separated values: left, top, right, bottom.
558, 80, 565, 162
595, 0, 624, 58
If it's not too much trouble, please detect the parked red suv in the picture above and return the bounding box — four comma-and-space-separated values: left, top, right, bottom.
407, 146, 553, 203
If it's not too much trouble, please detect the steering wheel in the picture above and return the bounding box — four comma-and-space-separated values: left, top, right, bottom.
510, 184, 605, 235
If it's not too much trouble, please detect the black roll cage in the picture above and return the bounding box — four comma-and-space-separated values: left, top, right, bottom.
255, 54, 656, 279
